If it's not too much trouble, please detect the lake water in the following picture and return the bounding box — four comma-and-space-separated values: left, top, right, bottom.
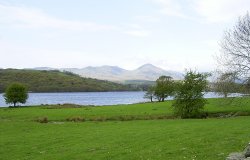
0, 91, 147, 107
0, 91, 241, 107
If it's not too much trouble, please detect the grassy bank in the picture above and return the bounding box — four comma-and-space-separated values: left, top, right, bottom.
1, 98, 250, 159
1, 98, 250, 121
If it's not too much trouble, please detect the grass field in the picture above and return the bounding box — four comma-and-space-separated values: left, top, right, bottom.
1, 98, 250, 160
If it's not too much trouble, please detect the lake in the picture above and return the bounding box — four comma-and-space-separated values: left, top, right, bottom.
0, 91, 147, 107
0, 91, 241, 107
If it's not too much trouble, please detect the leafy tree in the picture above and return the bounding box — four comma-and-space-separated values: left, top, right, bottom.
172, 71, 208, 118
4, 83, 28, 107
154, 76, 175, 102
144, 86, 155, 102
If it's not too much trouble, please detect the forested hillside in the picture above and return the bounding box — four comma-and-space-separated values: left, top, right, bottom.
0, 69, 137, 92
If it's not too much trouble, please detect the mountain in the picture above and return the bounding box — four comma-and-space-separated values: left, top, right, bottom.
62, 66, 128, 82
30, 67, 57, 71
120, 64, 183, 81
0, 69, 137, 92
28, 64, 183, 82
62, 64, 183, 82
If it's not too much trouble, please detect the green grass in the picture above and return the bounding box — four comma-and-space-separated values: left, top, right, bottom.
1, 98, 250, 159
1, 98, 250, 121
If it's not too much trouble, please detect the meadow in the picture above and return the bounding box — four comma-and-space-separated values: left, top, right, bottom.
1, 98, 250, 160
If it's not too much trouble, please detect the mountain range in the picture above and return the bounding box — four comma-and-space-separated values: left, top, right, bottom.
32, 64, 183, 82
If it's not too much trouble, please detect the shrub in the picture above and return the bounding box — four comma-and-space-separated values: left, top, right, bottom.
172, 70, 209, 118
36, 117, 48, 123
66, 116, 85, 122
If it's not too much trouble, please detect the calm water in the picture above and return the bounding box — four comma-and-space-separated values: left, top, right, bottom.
0, 91, 241, 107
0, 91, 147, 107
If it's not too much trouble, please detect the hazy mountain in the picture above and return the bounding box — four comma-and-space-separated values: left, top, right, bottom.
30, 67, 57, 71
62, 66, 128, 82
29, 64, 183, 82
62, 64, 183, 82
120, 64, 183, 81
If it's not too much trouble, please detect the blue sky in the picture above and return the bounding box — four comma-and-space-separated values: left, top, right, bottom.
0, 0, 250, 72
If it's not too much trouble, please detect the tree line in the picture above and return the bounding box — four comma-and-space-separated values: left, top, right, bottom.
144, 70, 209, 118
0, 69, 138, 93
144, 12, 250, 118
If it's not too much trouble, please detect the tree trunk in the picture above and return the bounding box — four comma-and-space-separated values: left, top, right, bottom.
13, 102, 16, 107
224, 93, 228, 98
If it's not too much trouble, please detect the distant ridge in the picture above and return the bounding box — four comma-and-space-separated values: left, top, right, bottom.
0, 69, 136, 92
30, 64, 183, 82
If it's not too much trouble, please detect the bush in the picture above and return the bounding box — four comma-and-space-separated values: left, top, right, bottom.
66, 116, 85, 122
36, 117, 48, 123
172, 70, 208, 118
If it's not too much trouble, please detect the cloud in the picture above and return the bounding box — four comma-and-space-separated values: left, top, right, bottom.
153, 0, 188, 18
0, 4, 117, 31
152, 0, 250, 23
122, 23, 150, 37
0, 42, 115, 68
134, 15, 160, 23
124, 30, 150, 37
192, 0, 250, 23
0, 3, 151, 37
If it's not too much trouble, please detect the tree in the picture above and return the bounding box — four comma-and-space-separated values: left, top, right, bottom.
213, 72, 238, 98
172, 71, 208, 118
4, 83, 28, 107
144, 86, 155, 102
154, 76, 175, 102
218, 12, 250, 78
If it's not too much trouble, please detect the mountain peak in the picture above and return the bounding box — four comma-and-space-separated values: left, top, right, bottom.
137, 63, 158, 69
29, 64, 183, 81
136, 63, 163, 71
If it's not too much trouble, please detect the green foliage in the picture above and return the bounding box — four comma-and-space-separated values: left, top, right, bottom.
172, 70, 208, 118
123, 80, 156, 91
143, 86, 155, 102
36, 117, 48, 123
154, 76, 174, 102
66, 116, 85, 122
4, 83, 28, 107
0, 69, 136, 92
154, 76, 176, 102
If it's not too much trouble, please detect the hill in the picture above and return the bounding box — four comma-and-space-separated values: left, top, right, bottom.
0, 69, 137, 92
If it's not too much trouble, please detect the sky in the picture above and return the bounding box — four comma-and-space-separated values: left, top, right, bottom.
0, 0, 250, 72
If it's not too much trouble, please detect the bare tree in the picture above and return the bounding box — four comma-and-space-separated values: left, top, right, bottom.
213, 72, 238, 98
218, 12, 250, 78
